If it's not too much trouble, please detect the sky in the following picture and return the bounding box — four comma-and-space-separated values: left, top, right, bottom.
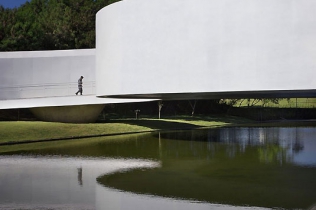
0, 0, 29, 9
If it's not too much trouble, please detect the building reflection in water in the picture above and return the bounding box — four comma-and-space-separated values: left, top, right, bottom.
158, 127, 315, 166
78, 167, 83, 186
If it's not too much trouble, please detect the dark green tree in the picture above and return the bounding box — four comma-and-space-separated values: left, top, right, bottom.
0, 0, 122, 51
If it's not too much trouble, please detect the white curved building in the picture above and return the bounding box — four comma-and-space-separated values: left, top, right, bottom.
96, 0, 316, 99
1, 0, 316, 122
0, 49, 152, 123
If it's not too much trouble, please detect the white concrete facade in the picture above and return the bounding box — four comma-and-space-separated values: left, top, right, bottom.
2, 0, 316, 122
96, 0, 316, 99
0, 49, 153, 122
0, 49, 96, 100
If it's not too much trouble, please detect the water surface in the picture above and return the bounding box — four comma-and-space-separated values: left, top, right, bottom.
0, 125, 315, 210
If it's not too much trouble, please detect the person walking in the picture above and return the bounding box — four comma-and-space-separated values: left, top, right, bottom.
75, 76, 84, 95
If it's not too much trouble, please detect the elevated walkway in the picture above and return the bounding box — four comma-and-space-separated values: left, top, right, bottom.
2, 0, 316, 122
0, 95, 151, 110
0, 49, 154, 122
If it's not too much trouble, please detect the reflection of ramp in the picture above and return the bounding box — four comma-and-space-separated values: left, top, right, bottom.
0, 155, 159, 210
96, 184, 269, 210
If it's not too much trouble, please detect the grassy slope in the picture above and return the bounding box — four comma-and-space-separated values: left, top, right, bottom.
0, 121, 151, 143
0, 115, 251, 144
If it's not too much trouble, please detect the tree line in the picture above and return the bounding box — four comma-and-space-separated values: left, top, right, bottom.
0, 0, 120, 51
0, 0, 287, 119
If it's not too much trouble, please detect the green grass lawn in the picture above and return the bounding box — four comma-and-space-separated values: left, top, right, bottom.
0, 115, 251, 145
0, 121, 151, 144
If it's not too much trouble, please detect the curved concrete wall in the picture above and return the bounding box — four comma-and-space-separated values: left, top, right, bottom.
96, 0, 316, 99
0, 49, 154, 122
0, 49, 96, 100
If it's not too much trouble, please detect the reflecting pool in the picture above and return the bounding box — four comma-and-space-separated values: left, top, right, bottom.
0, 125, 316, 210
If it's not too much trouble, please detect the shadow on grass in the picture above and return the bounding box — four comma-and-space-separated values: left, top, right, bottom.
99, 115, 252, 130
162, 114, 252, 124
104, 119, 201, 130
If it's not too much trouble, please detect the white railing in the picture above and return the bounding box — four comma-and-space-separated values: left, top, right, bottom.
0, 81, 96, 100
